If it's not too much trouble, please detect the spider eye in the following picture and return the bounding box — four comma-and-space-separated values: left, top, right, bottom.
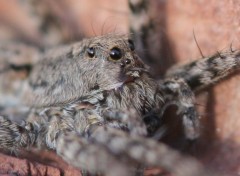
87, 47, 95, 58
109, 47, 122, 60
128, 39, 135, 51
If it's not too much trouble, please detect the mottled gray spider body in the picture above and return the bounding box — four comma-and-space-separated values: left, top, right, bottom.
1, 31, 240, 176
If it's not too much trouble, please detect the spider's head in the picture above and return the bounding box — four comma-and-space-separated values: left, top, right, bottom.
84, 34, 148, 87
27, 34, 149, 107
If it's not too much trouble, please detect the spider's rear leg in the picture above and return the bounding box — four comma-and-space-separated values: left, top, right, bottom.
159, 77, 200, 140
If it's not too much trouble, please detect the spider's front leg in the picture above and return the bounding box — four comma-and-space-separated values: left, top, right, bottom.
159, 77, 200, 140
56, 131, 135, 176
56, 124, 213, 176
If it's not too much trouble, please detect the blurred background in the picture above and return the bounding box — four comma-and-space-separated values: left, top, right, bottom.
0, 0, 240, 175
0, 0, 129, 46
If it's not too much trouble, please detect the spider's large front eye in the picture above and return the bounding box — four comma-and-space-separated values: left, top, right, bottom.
128, 39, 135, 51
87, 47, 95, 58
109, 47, 122, 60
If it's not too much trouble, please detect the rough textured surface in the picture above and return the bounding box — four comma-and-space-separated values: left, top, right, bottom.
0, 153, 84, 176
165, 1, 240, 175
0, 153, 61, 176
0, 0, 240, 176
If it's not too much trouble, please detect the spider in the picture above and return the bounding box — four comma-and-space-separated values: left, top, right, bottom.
0, 1, 239, 176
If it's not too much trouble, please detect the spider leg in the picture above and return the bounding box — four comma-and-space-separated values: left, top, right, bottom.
0, 115, 38, 151
159, 77, 200, 140
102, 108, 147, 136
165, 50, 240, 92
0, 99, 210, 176
56, 131, 135, 176
0, 107, 75, 151
39, 107, 144, 176
87, 125, 214, 176
0, 111, 138, 176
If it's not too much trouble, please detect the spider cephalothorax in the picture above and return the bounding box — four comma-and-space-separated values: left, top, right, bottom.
28, 34, 147, 106
26, 34, 166, 135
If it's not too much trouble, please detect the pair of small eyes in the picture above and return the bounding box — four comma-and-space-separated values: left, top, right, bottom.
87, 39, 135, 60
